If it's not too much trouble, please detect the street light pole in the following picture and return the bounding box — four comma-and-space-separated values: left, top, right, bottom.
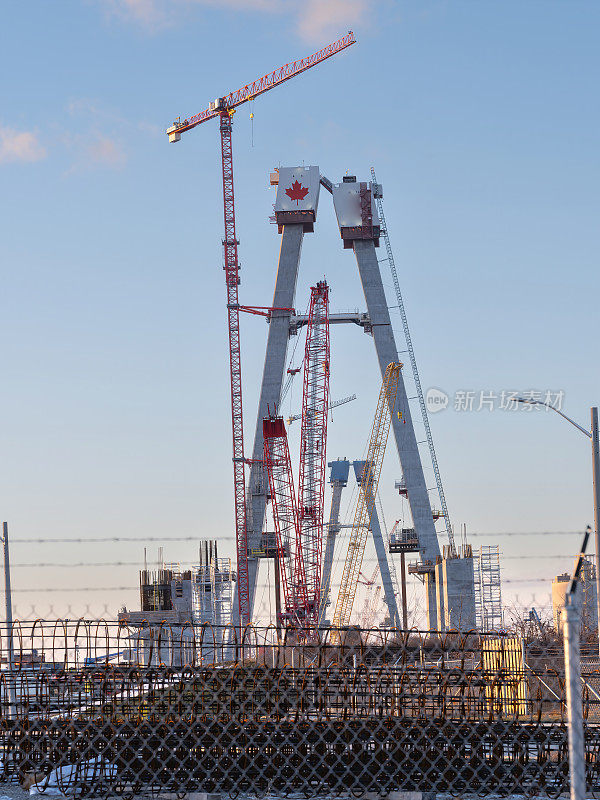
516, 399, 600, 656
591, 408, 600, 657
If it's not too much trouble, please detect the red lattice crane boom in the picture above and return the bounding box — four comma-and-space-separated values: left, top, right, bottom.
167, 33, 356, 627
297, 281, 330, 626
263, 415, 308, 624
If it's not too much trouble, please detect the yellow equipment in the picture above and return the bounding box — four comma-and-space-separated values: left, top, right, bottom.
331, 362, 403, 634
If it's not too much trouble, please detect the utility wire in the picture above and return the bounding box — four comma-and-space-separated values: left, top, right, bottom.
10, 562, 144, 568
10, 536, 234, 544
7, 531, 585, 545
6, 553, 590, 568
468, 531, 584, 537
8, 576, 564, 592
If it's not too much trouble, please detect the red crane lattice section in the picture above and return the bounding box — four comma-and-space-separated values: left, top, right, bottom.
263, 415, 308, 623
297, 281, 330, 626
220, 111, 250, 625
169, 32, 356, 137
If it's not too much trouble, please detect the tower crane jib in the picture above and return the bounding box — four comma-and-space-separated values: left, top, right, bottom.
167, 33, 356, 140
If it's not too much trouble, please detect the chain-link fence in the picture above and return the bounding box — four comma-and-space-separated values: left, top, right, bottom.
0, 620, 596, 798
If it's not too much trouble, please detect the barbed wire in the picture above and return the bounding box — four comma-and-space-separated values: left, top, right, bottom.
4, 578, 564, 593
7, 530, 587, 544
10, 561, 143, 568
9, 586, 136, 593
4, 552, 589, 569
9, 536, 222, 544
467, 531, 586, 537
7, 599, 557, 619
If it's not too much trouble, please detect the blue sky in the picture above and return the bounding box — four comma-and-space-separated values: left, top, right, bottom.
0, 0, 598, 622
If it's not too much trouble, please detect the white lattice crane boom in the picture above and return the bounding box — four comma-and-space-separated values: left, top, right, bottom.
287, 394, 356, 425
362, 585, 382, 629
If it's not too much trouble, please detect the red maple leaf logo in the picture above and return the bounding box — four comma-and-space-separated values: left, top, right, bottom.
285, 180, 310, 205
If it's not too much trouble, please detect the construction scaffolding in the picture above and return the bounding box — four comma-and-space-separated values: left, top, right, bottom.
475, 545, 503, 631
193, 541, 235, 630
126, 543, 236, 664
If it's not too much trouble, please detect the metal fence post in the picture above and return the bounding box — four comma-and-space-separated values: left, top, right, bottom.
564, 592, 585, 800
564, 526, 590, 800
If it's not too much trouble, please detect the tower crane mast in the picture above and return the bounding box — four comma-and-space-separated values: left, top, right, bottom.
167, 33, 356, 625
219, 111, 250, 625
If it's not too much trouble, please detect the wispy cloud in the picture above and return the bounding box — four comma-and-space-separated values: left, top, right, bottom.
296, 0, 368, 42
100, 0, 171, 28
67, 97, 162, 138
62, 98, 160, 173
88, 135, 127, 168
98, 0, 278, 30
0, 125, 47, 164
97, 0, 370, 42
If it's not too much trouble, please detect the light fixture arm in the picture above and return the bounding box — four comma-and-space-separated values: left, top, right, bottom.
516, 398, 591, 438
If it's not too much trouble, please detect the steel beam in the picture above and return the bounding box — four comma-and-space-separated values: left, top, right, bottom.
290, 311, 371, 336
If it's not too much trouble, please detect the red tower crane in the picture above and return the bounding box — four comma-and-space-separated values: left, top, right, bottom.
167, 33, 356, 626
297, 281, 330, 626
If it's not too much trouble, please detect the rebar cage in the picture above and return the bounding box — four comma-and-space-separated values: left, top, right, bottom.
0, 621, 598, 798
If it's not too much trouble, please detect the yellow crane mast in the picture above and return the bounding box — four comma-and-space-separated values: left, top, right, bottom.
331, 362, 403, 633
